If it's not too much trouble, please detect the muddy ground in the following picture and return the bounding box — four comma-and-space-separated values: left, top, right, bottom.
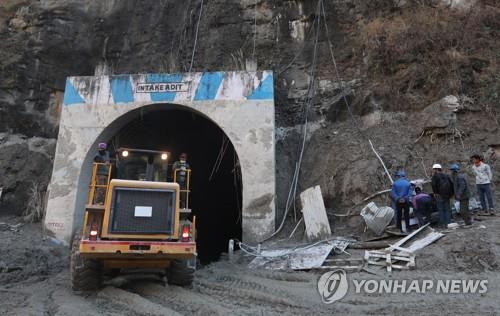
1, 214, 500, 316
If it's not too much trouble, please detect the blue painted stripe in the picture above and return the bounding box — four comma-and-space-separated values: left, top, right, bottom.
194, 72, 224, 100
247, 73, 274, 100
146, 73, 183, 102
63, 79, 85, 105
110, 76, 134, 103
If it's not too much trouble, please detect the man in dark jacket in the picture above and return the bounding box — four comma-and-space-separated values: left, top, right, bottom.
391, 170, 412, 233
449, 163, 472, 225
94, 143, 110, 163
93, 143, 111, 204
172, 152, 190, 208
172, 152, 190, 188
431, 163, 454, 228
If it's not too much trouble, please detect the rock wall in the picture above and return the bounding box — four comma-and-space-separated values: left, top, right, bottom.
1, 0, 499, 225
0, 133, 55, 213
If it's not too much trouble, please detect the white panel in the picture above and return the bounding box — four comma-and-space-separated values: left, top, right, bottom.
134, 206, 153, 217
300, 185, 331, 241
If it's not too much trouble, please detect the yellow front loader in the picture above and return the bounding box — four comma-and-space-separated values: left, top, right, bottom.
71, 149, 196, 291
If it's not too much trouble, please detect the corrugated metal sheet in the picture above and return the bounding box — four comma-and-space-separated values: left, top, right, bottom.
360, 202, 394, 235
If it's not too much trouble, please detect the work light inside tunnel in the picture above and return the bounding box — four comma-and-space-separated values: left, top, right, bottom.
121, 150, 129, 157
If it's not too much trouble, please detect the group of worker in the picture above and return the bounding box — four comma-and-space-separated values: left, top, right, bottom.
391, 154, 495, 233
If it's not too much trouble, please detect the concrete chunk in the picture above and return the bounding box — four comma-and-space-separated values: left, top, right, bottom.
299, 185, 331, 241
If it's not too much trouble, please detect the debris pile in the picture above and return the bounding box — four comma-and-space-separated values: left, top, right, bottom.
247, 238, 353, 270
364, 224, 443, 273
244, 186, 454, 275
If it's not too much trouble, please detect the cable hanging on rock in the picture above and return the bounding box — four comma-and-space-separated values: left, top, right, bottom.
252, 0, 257, 61
259, 0, 324, 244
320, 0, 360, 133
258, 0, 394, 246
188, 0, 204, 73
321, 1, 393, 184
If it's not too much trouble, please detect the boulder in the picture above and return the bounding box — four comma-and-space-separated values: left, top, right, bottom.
417, 95, 460, 133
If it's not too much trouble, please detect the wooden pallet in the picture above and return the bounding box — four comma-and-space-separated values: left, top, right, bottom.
364, 248, 415, 272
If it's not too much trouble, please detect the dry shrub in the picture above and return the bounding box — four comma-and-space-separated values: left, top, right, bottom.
357, 2, 500, 110
24, 182, 46, 223
230, 49, 246, 70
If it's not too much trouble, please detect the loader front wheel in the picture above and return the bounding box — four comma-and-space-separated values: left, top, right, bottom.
168, 259, 195, 286
70, 232, 102, 291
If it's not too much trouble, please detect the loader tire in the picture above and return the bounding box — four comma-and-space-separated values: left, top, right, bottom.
70, 232, 102, 291
168, 259, 195, 286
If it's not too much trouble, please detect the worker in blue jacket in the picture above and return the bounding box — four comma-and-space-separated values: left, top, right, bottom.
391, 170, 412, 233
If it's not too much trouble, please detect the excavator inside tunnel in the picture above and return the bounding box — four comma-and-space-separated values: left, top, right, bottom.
101, 106, 242, 264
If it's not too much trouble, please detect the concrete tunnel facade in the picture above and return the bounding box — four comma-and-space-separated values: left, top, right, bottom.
44, 71, 275, 245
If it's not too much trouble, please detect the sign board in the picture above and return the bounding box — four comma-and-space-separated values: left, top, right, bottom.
135, 82, 189, 93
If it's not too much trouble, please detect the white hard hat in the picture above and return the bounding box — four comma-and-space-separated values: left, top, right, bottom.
432, 163, 442, 169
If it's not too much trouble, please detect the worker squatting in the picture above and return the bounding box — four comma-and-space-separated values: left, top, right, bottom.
390, 154, 495, 233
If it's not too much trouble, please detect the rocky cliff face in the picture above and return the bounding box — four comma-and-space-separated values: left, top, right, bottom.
1, 0, 499, 222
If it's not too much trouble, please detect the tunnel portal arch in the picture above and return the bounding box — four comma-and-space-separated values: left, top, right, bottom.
45, 71, 275, 245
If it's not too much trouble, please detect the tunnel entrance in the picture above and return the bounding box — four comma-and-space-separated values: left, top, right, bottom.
108, 106, 242, 263
45, 71, 275, 245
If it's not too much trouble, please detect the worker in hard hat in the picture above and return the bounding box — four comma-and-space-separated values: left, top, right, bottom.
173, 153, 190, 208
390, 170, 412, 233
449, 163, 472, 225
431, 163, 454, 228
93, 142, 111, 204
470, 154, 495, 215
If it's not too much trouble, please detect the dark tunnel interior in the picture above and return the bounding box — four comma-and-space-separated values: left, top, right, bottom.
108, 106, 242, 263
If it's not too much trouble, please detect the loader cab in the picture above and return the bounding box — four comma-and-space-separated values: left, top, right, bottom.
113, 148, 191, 210
115, 148, 170, 182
